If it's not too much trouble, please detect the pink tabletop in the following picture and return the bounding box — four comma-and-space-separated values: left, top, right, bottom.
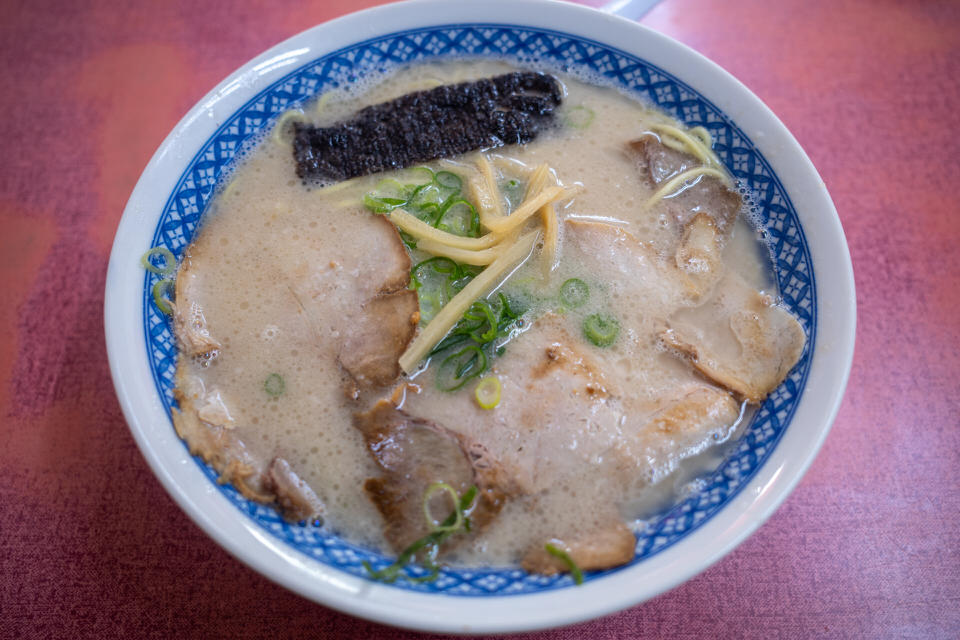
2, 0, 958, 637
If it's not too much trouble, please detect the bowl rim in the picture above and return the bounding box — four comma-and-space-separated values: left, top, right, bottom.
104, 0, 856, 633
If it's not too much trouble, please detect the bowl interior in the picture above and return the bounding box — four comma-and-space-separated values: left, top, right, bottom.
138, 21, 816, 596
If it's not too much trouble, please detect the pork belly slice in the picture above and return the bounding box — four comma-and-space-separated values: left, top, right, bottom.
629, 134, 698, 185
629, 135, 804, 402
628, 133, 741, 300
172, 368, 272, 502
521, 521, 636, 575
628, 134, 742, 233
515, 386, 736, 576
408, 222, 732, 496
675, 212, 725, 300
661, 271, 806, 404
453, 312, 629, 496
285, 213, 412, 303
364, 214, 415, 297
172, 247, 221, 358
564, 219, 693, 308
265, 458, 324, 524
174, 211, 417, 396
172, 366, 324, 521
614, 385, 741, 485
172, 405, 272, 502
531, 324, 615, 398
285, 213, 418, 397
338, 289, 419, 393
354, 400, 513, 552
646, 386, 740, 441
567, 214, 725, 302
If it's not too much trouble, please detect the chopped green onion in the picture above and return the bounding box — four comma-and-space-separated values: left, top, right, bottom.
583, 313, 619, 347
363, 168, 521, 389
363, 485, 478, 583
497, 292, 521, 321
463, 301, 499, 343
446, 273, 474, 300
436, 345, 486, 392
544, 543, 584, 585
362, 193, 407, 213
410, 257, 474, 324
565, 105, 595, 130
410, 256, 461, 290
422, 482, 463, 532
141, 247, 176, 276
560, 278, 590, 308
263, 373, 285, 397
405, 563, 441, 583
398, 230, 418, 250
152, 278, 174, 315
411, 183, 442, 209
475, 376, 501, 410
428, 294, 525, 391
363, 168, 480, 239
434, 197, 479, 236
434, 170, 462, 191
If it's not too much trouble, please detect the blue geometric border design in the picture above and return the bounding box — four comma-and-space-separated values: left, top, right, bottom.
142, 24, 816, 596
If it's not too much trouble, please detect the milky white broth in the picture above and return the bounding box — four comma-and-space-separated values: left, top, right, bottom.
174, 60, 777, 566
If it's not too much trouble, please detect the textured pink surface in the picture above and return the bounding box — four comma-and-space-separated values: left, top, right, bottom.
2, 0, 958, 637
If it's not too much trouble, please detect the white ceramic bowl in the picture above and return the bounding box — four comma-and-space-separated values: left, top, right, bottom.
105, 0, 855, 633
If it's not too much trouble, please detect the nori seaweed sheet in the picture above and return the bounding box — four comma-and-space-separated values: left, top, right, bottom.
292, 72, 563, 182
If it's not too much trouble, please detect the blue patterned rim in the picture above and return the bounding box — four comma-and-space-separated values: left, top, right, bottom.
142, 24, 815, 596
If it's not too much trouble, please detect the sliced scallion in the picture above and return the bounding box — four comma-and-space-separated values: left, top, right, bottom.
474, 376, 501, 410
560, 278, 589, 308
434, 197, 479, 236
427, 294, 524, 391
583, 313, 619, 347
434, 170, 462, 191
363, 167, 479, 240
264, 373, 285, 397
463, 301, 498, 343
411, 183, 442, 209
400, 165, 435, 186
372, 178, 408, 199
363, 485, 478, 583
422, 482, 463, 532
141, 247, 176, 276
152, 278, 174, 315
436, 345, 486, 392
410, 256, 461, 290
544, 543, 584, 585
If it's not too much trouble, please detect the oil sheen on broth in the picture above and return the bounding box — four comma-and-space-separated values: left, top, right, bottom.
170, 60, 804, 572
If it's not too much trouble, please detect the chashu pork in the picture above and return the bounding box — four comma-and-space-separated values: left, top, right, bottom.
170, 208, 417, 523
661, 270, 806, 404
172, 367, 323, 522
283, 213, 419, 398
395, 220, 757, 574
354, 400, 514, 552
629, 132, 805, 402
173, 246, 221, 358
628, 133, 742, 300
628, 133, 742, 233
521, 521, 637, 575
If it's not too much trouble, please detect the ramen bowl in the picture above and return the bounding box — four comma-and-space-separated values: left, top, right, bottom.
104, 0, 855, 633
